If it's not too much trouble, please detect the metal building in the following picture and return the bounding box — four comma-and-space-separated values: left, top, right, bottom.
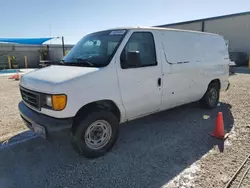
157, 12, 250, 55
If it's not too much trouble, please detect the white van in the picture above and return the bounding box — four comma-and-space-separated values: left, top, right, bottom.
19, 27, 230, 158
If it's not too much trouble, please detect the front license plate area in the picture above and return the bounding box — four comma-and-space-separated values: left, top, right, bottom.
32, 123, 46, 139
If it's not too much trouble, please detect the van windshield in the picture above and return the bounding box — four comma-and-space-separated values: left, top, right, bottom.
62, 30, 127, 67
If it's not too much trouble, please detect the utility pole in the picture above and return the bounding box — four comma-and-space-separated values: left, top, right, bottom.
62, 36, 65, 56
49, 24, 52, 45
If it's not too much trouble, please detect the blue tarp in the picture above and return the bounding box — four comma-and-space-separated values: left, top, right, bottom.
0, 37, 54, 45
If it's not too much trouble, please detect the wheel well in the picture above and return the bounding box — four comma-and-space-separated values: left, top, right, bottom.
209, 79, 221, 89
71, 100, 121, 133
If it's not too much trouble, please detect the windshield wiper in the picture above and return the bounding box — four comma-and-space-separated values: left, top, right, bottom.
71, 57, 95, 67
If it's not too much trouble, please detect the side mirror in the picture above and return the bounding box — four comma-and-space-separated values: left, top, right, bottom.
126, 51, 141, 68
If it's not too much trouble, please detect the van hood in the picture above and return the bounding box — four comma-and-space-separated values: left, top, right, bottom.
20, 65, 99, 93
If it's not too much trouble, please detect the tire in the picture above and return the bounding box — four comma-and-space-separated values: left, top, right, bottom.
71, 111, 119, 158
199, 82, 220, 109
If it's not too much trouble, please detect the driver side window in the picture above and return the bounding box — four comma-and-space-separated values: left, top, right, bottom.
120, 32, 157, 69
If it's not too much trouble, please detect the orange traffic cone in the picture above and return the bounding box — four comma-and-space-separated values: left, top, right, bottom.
8, 74, 16, 79
8, 72, 16, 79
8, 69, 19, 80
210, 112, 228, 140
14, 69, 20, 81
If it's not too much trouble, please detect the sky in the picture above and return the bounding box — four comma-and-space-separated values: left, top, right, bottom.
1, 0, 250, 44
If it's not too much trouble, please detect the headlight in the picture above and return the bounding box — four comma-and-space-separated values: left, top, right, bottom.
45, 95, 52, 107
44, 94, 67, 111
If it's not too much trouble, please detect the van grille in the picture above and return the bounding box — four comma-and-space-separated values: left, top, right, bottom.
20, 87, 40, 110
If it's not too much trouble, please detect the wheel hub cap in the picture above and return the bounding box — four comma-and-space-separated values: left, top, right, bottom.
208, 88, 218, 105
85, 120, 112, 150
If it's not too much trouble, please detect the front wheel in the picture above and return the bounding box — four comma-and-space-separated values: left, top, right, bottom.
71, 111, 119, 158
199, 82, 220, 109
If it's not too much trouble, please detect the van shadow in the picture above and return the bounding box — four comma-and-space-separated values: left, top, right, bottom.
0, 102, 234, 188
233, 67, 250, 74
0, 130, 37, 149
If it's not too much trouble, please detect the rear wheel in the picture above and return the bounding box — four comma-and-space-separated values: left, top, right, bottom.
200, 82, 220, 109
71, 111, 119, 158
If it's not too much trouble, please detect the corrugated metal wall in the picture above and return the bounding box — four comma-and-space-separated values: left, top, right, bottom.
166, 22, 203, 31
159, 13, 250, 55
205, 14, 250, 54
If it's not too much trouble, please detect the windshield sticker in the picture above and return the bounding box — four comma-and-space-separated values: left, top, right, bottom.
110, 30, 126, 35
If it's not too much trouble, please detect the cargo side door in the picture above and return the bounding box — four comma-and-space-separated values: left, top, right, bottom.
161, 31, 199, 109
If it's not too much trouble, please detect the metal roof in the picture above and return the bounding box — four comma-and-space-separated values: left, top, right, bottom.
156, 11, 250, 27
0, 38, 54, 45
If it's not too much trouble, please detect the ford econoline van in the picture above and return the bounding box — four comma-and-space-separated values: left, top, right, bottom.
19, 27, 230, 158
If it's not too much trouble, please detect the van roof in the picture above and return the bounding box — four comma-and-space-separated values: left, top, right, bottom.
105, 26, 219, 36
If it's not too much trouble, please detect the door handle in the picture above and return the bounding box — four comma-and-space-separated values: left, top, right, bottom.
157, 78, 161, 87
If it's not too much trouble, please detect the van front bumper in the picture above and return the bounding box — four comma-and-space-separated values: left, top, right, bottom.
19, 101, 73, 139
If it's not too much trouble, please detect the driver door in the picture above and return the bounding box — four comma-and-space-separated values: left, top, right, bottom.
116, 31, 162, 120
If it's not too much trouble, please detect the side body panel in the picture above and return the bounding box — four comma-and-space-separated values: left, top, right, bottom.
160, 30, 229, 109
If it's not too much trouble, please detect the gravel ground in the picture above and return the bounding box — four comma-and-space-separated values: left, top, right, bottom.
188, 69, 250, 188
0, 68, 249, 188
229, 160, 250, 188
0, 76, 27, 140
